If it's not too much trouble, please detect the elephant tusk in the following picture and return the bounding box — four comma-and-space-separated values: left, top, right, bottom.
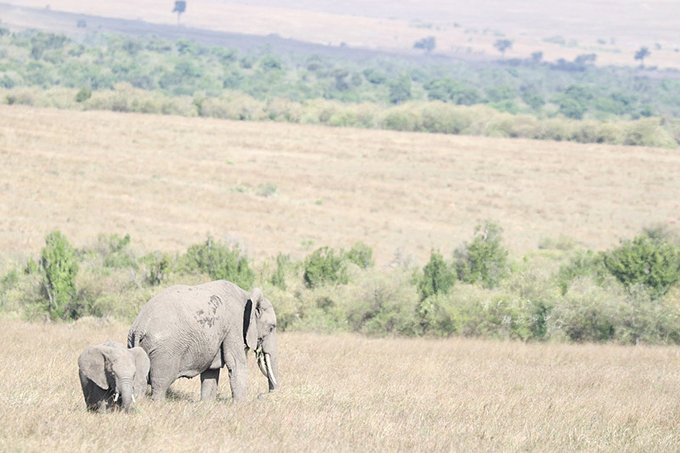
132, 393, 136, 404
113, 392, 120, 402
264, 353, 277, 388
257, 353, 268, 378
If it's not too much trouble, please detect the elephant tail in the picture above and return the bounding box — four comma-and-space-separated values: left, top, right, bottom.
127, 330, 143, 349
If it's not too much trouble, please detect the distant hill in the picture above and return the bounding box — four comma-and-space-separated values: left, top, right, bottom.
1, 0, 679, 69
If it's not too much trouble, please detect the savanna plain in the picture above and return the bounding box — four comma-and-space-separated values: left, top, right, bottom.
3, 319, 680, 451
2, 105, 680, 451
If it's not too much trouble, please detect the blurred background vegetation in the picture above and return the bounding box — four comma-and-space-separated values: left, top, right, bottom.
1, 29, 679, 147
2, 224, 680, 345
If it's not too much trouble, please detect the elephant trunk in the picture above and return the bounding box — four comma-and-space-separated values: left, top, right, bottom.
117, 378, 134, 412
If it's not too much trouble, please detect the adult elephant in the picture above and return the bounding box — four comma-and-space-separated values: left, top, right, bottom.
128, 280, 278, 402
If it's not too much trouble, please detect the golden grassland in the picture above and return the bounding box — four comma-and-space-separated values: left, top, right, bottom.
1, 318, 680, 451
1, 105, 679, 265
1, 104, 680, 450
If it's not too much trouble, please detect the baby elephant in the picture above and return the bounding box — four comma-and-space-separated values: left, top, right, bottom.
78, 340, 150, 412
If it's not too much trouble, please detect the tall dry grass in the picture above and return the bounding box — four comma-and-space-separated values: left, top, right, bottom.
1, 318, 679, 451
2, 105, 680, 266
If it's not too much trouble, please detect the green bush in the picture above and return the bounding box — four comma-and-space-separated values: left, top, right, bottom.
270, 253, 291, 290
40, 231, 79, 320
454, 221, 509, 288
548, 277, 619, 342
141, 251, 173, 286
180, 235, 254, 290
96, 233, 137, 269
345, 269, 419, 335
623, 118, 677, 148
4, 224, 680, 343
388, 73, 412, 104
303, 247, 348, 288
416, 250, 455, 301
419, 102, 471, 134
381, 107, 421, 131
419, 285, 552, 340
556, 249, 607, 294
614, 285, 680, 345
603, 233, 680, 298
344, 242, 374, 269
75, 86, 92, 103
1, 268, 19, 293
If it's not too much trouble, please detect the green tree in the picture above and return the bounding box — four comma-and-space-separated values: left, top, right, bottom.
486, 84, 515, 103
344, 242, 374, 269
417, 250, 455, 301
557, 97, 587, 119
603, 234, 680, 298
303, 247, 348, 288
574, 53, 597, 66
425, 78, 481, 105
388, 74, 412, 104
259, 55, 283, 72
75, 86, 92, 103
554, 85, 592, 119
270, 253, 291, 290
97, 233, 137, 269
414, 36, 436, 53
142, 251, 172, 286
494, 39, 513, 58
556, 250, 606, 294
40, 231, 79, 319
181, 235, 254, 289
634, 47, 650, 67
454, 221, 509, 288
520, 88, 545, 110
173, 1, 187, 25
363, 68, 386, 84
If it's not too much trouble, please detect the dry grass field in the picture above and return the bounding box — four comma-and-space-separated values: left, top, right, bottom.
1, 105, 679, 265
2, 106, 680, 450
1, 318, 680, 451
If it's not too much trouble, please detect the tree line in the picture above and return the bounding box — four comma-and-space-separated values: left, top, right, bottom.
2, 224, 680, 344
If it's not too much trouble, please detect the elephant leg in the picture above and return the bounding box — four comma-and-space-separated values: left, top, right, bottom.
226, 361, 247, 402
150, 378, 172, 402
200, 369, 220, 401
149, 353, 179, 401
82, 380, 108, 412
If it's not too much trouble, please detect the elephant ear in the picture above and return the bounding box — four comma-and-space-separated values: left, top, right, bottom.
244, 288, 263, 350
78, 346, 109, 390
129, 347, 150, 397
129, 347, 150, 379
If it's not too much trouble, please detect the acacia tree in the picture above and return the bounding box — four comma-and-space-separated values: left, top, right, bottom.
494, 39, 513, 58
173, 1, 186, 25
414, 36, 436, 53
635, 47, 650, 67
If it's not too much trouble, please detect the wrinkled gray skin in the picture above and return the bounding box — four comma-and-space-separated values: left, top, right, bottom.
127, 280, 278, 402
78, 340, 150, 412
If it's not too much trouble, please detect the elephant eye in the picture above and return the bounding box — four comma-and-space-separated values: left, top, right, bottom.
270, 325, 276, 332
